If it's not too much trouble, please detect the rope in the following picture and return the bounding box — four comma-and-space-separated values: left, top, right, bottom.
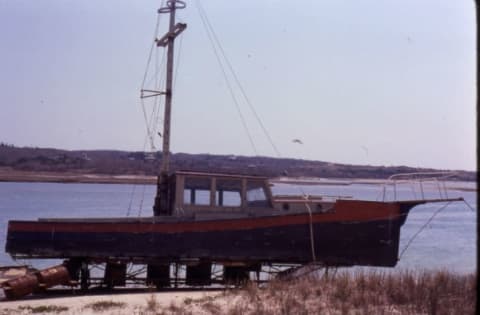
126, 184, 138, 217
399, 201, 452, 260
462, 199, 475, 212
137, 183, 148, 217
302, 195, 317, 262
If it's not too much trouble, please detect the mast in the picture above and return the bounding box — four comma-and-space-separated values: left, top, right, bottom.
151, 0, 186, 215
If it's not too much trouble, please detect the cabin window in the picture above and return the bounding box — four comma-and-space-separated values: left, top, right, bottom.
184, 177, 211, 206
215, 179, 242, 207
246, 180, 269, 207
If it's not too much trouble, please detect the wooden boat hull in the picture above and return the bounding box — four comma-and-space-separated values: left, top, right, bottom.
5, 200, 420, 267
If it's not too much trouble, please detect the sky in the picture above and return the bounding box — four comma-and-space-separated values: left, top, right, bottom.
0, 0, 476, 171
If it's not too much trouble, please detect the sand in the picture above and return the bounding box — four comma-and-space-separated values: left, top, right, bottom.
0, 290, 222, 314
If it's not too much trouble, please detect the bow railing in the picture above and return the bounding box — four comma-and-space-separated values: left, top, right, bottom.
379, 171, 458, 202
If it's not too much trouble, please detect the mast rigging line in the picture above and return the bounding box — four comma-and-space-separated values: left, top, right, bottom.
126, 129, 155, 217
173, 24, 185, 90
195, 0, 282, 158
143, 49, 167, 90
149, 47, 166, 147
141, 0, 188, 153
141, 3, 163, 89
398, 201, 452, 260
303, 195, 317, 262
194, 3, 326, 263
140, 3, 167, 152
127, 1, 168, 217
195, 2, 320, 259
195, 1, 258, 156
126, 131, 152, 217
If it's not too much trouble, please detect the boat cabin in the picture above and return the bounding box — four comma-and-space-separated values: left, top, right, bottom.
167, 171, 274, 216
159, 170, 334, 218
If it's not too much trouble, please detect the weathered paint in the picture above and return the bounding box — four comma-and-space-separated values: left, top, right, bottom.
5, 200, 417, 267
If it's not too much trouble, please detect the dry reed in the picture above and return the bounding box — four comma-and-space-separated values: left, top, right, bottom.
159, 269, 476, 315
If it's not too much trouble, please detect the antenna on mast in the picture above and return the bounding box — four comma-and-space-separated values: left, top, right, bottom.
150, 0, 187, 216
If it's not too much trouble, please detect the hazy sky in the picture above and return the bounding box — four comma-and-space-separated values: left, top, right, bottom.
0, 0, 476, 171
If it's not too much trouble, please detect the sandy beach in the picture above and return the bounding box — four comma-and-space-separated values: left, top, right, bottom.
0, 269, 476, 315
0, 290, 222, 315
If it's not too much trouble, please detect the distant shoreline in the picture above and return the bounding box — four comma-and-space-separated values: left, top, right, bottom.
0, 169, 476, 192
0, 146, 476, 182
0, 169, 156, 185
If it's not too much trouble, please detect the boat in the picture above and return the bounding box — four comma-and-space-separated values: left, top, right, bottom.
3, 0, 463, 298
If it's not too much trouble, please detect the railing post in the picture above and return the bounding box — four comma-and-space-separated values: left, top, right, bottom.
419, 181, 425, 200
393, 181, 397, 201
442, 181, 449, 198
381, 171, 455, 202
434, 179, 443, 199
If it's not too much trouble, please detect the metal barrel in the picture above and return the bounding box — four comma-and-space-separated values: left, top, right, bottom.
36, 265, 71, 289
2, 273, 38, 300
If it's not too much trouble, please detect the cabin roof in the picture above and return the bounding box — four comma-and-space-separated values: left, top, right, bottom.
174, 170, 268, 180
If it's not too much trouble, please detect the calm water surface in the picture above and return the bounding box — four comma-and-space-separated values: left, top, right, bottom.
0, 181, 476, 274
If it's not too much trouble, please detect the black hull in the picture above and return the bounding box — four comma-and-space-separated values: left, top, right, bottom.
6, 215, 404, 267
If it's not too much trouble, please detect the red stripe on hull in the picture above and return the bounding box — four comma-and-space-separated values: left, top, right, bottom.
8, 200, 401, 234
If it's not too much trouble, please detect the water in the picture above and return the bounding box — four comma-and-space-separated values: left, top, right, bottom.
274, 181, 477, 274
0, 181, 476, 274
